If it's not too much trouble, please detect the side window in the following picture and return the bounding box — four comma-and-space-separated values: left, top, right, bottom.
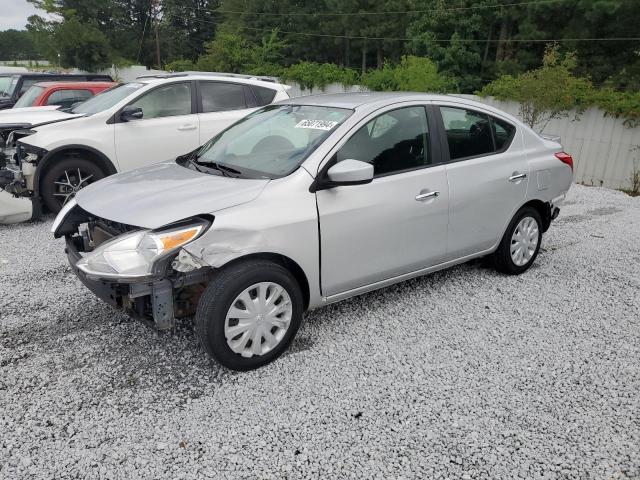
19, 78, 39, 96
337, 106, 431, 176
46, 89, 93, 108
440, 107, 494, 160
129, 83, 192, 119
252, 85, 277, 106
200, 82, 248, 112
491, 116, 516, 151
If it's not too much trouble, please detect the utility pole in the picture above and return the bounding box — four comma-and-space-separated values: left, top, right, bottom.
155, 25, 161, 69
152, 0, 161, 69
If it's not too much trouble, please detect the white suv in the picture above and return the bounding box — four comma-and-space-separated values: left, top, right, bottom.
2, 73, 290, 216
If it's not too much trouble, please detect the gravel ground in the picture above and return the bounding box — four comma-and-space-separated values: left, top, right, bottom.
1, 184, 639, 480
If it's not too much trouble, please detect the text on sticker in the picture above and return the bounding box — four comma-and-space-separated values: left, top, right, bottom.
294, 120, 338, 131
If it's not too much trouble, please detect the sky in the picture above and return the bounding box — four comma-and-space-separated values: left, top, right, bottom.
0, 0, 44, 30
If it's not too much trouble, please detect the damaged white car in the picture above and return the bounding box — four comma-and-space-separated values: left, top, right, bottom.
53, 93, 573, 370
1, 73, 289, 224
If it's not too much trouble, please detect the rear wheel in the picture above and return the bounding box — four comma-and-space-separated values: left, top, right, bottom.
40, 157, 106, 213
195, 260, 304, 371
493, 206, 542, 274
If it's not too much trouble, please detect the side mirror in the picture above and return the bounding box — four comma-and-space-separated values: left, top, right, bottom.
120, 105, 143, 122
326, 159, 374, 185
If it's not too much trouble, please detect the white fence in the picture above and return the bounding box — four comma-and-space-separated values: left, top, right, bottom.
95, 65, 166, 82
287, 83, 639, 191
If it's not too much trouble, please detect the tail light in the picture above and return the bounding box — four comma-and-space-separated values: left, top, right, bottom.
555, 152, 573, 171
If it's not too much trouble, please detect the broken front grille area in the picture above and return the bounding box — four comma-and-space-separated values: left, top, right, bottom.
84, 217, 139, 251
61, 205, 141, 254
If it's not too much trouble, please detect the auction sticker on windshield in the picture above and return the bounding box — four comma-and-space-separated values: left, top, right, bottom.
295, 119, 338, 130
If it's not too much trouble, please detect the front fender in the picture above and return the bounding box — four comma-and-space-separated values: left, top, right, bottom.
33, 144, 117, 194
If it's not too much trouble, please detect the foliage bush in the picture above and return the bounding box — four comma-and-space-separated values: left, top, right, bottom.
273, 56, 454, 93
479, 45, 592, 130
592, 89, 640, 127
165, 58, 195, 72
480, 45, 640, 129
361, 56, 456, 93
278, 62, 359, 90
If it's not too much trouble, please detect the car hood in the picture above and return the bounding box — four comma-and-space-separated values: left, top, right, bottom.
75, 162, 270, 229
0, 107, 79, 127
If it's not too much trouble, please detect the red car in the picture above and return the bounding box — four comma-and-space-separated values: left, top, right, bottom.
12, 81, 117, 110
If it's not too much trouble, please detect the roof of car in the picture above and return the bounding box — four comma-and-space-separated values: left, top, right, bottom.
279, 92, 518, 116
136, 72, 286, 89
32, 81, 117, 89
0, 73, 112, 78
278, 92, 457, 109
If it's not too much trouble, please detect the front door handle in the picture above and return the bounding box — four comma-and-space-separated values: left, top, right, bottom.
177, 124, 197, 131
509, 172, 527, 182
415, 191, 439, 201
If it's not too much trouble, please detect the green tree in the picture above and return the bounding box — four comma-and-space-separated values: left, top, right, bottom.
195, 25, 286, 74
0, 30, 40, 61
54, 16, 112, 70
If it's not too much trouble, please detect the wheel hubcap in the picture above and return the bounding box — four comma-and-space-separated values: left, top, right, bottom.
53, 168, 94, 205
224, 282, 292, 358
510, 216, 539, 266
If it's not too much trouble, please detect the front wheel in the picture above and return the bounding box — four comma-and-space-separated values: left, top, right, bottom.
40, 157, 106, 213
493, 206, 543, 274
195, 260, 304, 371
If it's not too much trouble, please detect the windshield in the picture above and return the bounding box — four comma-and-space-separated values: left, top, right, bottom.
13, 85, 45, 108
194, 104, 352, 178
71, 82, 144, 115
0, 76, 18, 98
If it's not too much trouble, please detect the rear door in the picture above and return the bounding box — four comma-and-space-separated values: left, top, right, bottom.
316, 104, 449, 297
435, 102, 528, 259
114, 81, 200, 171
196, 81, 258, 144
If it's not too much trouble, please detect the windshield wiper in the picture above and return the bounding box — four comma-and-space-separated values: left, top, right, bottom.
210, 162, 242, 177
186, 157, 208, 174
188, 158, 241, 178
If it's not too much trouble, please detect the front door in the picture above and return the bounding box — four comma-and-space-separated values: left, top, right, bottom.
436, 103, 529, 258
316, 105, 449, 297
114, 82, 199, 172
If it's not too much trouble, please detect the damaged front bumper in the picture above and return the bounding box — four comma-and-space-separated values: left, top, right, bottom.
0, 135, 40, 224
0, 188, 36, 224
62, 214, 214, 330
64, 224, 213, 330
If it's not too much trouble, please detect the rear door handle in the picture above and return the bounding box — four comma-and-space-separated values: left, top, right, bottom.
509, 172, 527, 182
177, 124, 197, 131
415, 191, 439, 201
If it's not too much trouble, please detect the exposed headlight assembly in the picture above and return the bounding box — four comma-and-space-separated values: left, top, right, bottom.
16, 138, 45, 164
76, 220, 208, 281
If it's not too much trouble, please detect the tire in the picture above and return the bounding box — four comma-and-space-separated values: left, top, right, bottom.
40, 157, 106, 213
195, 259, 304, 371
493, 206, 543, 275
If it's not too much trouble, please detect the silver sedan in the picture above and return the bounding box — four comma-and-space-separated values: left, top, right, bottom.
53, 93, 573, 370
